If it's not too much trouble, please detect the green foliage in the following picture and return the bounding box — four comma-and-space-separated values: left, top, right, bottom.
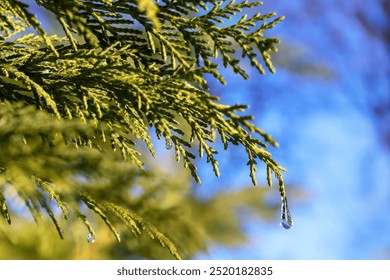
0, 167, 278, 259
0, 0, 290, 259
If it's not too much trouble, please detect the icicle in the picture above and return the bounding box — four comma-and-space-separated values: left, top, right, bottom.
280, 196, 293, 229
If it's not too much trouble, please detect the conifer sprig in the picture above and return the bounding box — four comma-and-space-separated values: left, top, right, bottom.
1, 0, 285, 183
0, 0, 290, 258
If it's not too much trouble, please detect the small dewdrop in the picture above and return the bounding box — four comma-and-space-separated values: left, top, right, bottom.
87, 233, 95, 243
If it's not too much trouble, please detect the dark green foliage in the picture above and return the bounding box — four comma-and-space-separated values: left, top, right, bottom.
0, 0, 289, 259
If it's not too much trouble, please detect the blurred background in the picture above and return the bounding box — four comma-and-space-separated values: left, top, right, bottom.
1, 0, 389, 260
195, 0, 390, 259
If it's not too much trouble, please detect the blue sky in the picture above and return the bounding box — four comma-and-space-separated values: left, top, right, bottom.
196, 0, 390, 259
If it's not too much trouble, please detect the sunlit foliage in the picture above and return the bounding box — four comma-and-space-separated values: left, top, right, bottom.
0, 0, 289, 259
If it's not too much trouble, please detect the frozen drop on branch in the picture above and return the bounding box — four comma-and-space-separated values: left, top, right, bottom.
280, 197, 293, 229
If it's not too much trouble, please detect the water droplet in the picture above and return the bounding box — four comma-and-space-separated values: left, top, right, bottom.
87, 233, 95, 243
280, 197, 293, 230
165, 139, 173, 150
